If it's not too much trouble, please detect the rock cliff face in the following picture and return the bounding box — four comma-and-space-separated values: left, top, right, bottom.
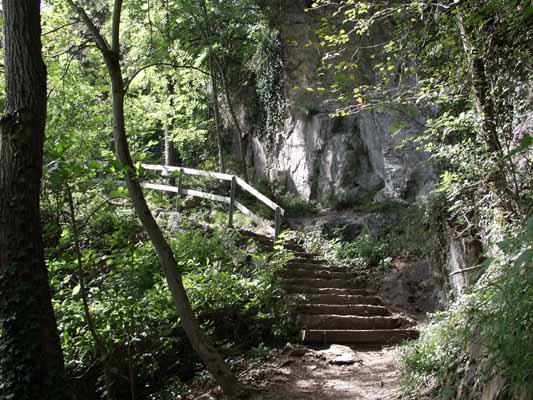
243, 1, 435, 205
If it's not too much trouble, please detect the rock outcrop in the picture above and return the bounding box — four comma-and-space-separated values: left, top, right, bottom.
238, 1, 435, 206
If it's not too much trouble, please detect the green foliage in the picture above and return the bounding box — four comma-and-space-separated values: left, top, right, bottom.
302, 225, 390, 270
334, 229, 392, 268
278, 195, 320, 218
174, 226, 297, 345
45, 188, 295, 397
302, 200, 442, 271
402, 219, 533, 398
402, 307, 467, 398
467, 219, 533, 397
171, 229, 236, 272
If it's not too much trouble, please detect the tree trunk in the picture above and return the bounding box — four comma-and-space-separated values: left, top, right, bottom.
67, 0, 246, 396
457, 13, 501, 154
215, 59, 249, 182
0, 1, 68, 399
110, 56, 245, 400
457, 11, 519, 213
164, 123, 179, 168
164, 79, 180, 189
200, 0, 225, 174
164, 121, 179, 189
209, 54, 226, 173
164, 79, 180, 170
199, 0, 246, 180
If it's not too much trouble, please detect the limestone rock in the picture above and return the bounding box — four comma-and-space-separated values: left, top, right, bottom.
282, 342, 308, 357
379, 258, 445, 314
319, 344, 360, 366
239, 2, 435, 206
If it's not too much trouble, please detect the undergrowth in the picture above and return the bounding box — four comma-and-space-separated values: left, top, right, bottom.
300, 198, 443, 271
278, 195, 320, 218
401, 218, 533, 399
47, 194, 296, 399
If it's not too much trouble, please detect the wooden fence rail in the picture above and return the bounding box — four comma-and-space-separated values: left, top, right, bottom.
140, 164, 284, 239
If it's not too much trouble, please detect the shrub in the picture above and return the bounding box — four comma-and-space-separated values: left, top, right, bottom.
467, 218, 533, 397
401, 307, 467, 398
48, 197, 297, 398
401, 218, 533, 399
279, 195, 320, 218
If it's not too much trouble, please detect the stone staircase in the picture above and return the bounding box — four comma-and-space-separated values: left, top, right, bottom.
239, 229, 419, 345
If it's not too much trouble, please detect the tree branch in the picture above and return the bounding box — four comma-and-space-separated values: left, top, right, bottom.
65, 0, 110, 53
42, 19, 82, 36
111, 0, 124, 54
124, 62, 208, 94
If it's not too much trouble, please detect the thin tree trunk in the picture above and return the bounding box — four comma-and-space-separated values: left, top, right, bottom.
67, 0, 246, 396
457, 13, 501, 154
199, 0, 247, 179
457, 12, 522, 214
164, 79, 179, 189
0, 1, 68, 399
214, 59, 249, 182
164, 123, 179, 168
163, 8, 179, 175
66, 186, 116, 400
164, 120, 178, 188
209, 53, 226, 173
199, 0, 225, 173
162, 7, 180, 181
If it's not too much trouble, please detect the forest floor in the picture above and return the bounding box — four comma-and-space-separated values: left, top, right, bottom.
184, 343, 407, 400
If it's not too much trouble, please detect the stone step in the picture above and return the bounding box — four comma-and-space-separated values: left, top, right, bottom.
301, 329, 419, 344
296, 315, 408, 330
238, 230, 306, 252
264, 242, 307, 253
294, 304, 391, 316
284, 287, 372, 296
242, 237, 306, 253
279, 268, 358, 280
289, 258, 329, 265
259, 245, 316, 258
287, 262, 346, 272
282, 278, 366, 289
292, 251, 319, 259
238, 229, 268, 238
287, 294, 383, 305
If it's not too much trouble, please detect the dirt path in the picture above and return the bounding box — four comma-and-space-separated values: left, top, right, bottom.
239, 344, 405, 400
186, 344, 407, 400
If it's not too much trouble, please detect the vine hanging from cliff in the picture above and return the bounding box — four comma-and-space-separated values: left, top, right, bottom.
248, 26, 286, 143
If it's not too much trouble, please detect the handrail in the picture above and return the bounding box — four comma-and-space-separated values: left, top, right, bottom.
139, 163, 284, 239
235, 177, 285, 216
141, 163, 233, 182
140, 182, 231, 204
141, 163, 284, 214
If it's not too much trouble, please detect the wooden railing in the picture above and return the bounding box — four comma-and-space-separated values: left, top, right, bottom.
140, 164, 285, 239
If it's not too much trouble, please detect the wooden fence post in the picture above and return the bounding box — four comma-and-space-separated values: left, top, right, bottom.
228, 176, 236, 228
274, 206, 281, 242
177, 168, 184, 196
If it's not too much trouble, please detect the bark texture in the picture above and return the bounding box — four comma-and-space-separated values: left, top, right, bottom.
163, 81, 179, 188
0, 1, 68, 399
67, 0, 246, 396
164, 123, 179, 168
